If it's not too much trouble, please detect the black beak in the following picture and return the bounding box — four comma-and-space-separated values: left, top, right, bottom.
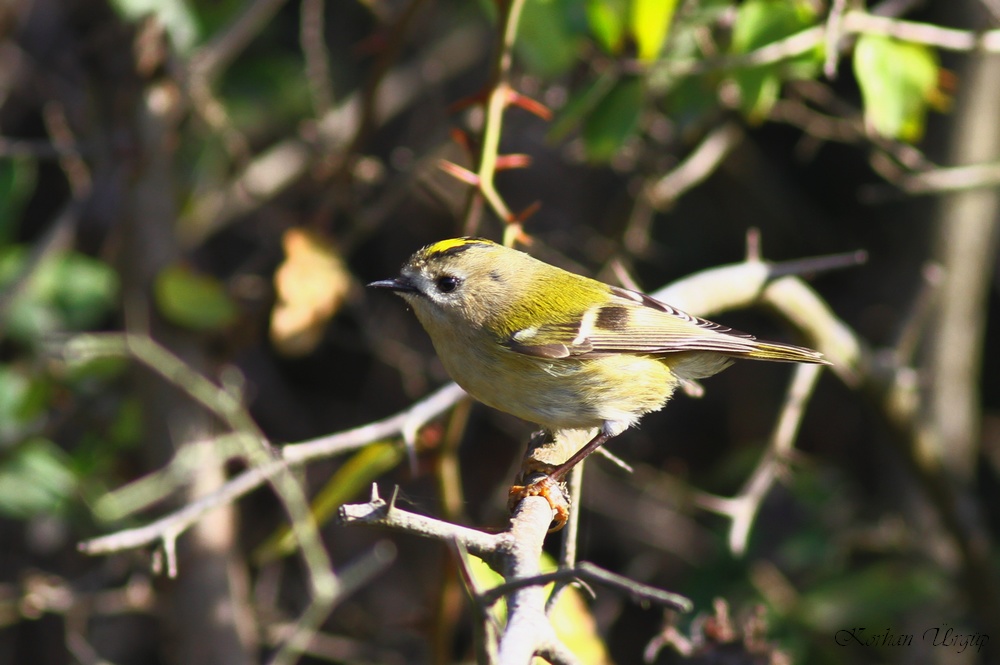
368, 277, 417, 293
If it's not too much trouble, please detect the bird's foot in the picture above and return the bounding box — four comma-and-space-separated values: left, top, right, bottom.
508, 468, 571, 532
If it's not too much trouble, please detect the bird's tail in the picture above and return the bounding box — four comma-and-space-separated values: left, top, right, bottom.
744, 340, 829, 365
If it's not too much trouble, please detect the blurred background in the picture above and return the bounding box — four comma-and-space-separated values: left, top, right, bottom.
0, 0, 997, 663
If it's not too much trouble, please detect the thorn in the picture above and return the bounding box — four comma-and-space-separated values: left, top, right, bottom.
767, 249, 869, 280
512, 201, 541, 224
402, 420, 420, 477
503, 223, 530, 248
506, 89, 552, 120
438, 160, 480, 186
162, 533, 178, 578
449, 128, 473, 153
494, 153, 533, 171
448, 87, 490, 114
746, 227, 762, 262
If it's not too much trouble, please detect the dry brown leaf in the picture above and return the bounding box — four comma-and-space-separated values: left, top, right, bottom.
270, 228, 350, 356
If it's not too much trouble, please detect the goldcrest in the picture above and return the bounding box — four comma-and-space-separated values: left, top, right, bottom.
369, 237, 828, 484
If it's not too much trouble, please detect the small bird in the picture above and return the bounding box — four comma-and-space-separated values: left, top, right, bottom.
370, 237, 828, 519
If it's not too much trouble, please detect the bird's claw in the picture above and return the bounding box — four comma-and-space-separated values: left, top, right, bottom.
508, 472, 571, 532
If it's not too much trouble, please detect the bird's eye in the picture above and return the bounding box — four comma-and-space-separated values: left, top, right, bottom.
436, 275, 460, 293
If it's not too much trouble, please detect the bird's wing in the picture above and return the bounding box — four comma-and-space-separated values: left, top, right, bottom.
503, 285, 826, 363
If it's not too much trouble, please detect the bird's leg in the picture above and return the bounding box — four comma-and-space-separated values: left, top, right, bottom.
547, 430, 612, 482
508, 429, 613, 531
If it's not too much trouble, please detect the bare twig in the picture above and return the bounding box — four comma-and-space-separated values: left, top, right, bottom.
300, 0, 335, 117
893, 263, 945, 366
341, 0, 433, 166
449, 539, 501, 665
337, 484, 499, 556
338, 485, 586, 662
338, 483, 692, 662
844, 10, 1000, 51
62, 331, 336, 665
695, 363, 823, 555
893, 161, 1000, 194
77, 379, 467, 555
644, 121, 745, 211
270, 541, 397, 665
42, 102, 91, 198
187, 0, 290, 85
824, 0, 848, 78
547, 461, 584, 613
180, 24, 486, 247
482, 562, 692, 612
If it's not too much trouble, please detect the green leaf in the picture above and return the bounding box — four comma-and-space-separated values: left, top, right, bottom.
853, 34, 941, 142
516, 0, 586, 78
0, 247, 119, 343
0, 438, 77, 519
155, 264, 238, 331
547, 70, 618, 142
728, 0, 820, 121
731, 0, 814, 53
664, 74, 719, 129
630, 0, 679, 62
0, 158, 37, 244
0, 364, 49, 446
582, 77, 644, 162
39, 253, 120, 330
109, 397, 143, 448
586, 0, 628, 54
729, 67, 781, 121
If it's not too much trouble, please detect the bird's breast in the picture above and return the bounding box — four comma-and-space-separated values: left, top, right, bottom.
423, 321, 679, 432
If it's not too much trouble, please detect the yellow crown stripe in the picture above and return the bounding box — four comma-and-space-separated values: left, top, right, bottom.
424, 237, 496, 258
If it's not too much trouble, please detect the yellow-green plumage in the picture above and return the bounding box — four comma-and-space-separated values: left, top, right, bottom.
370, 237, 828, 440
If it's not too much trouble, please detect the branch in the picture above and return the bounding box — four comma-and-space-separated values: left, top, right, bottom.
337, 484, 692, 663
644, 121, 745, 212
337, 485, 498, 557
695, 363, 823, 555
187, 0, 289, 85
78, 381, 467, 556
653, 9, 1000, 80
481, 562, 692, 612
179, 23, 487, 248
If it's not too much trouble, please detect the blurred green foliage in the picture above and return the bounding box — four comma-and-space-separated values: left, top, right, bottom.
154, 264, 238, 332
728, 0, 822, 121
854, 34, 945, 142
0, 247, 119, 343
